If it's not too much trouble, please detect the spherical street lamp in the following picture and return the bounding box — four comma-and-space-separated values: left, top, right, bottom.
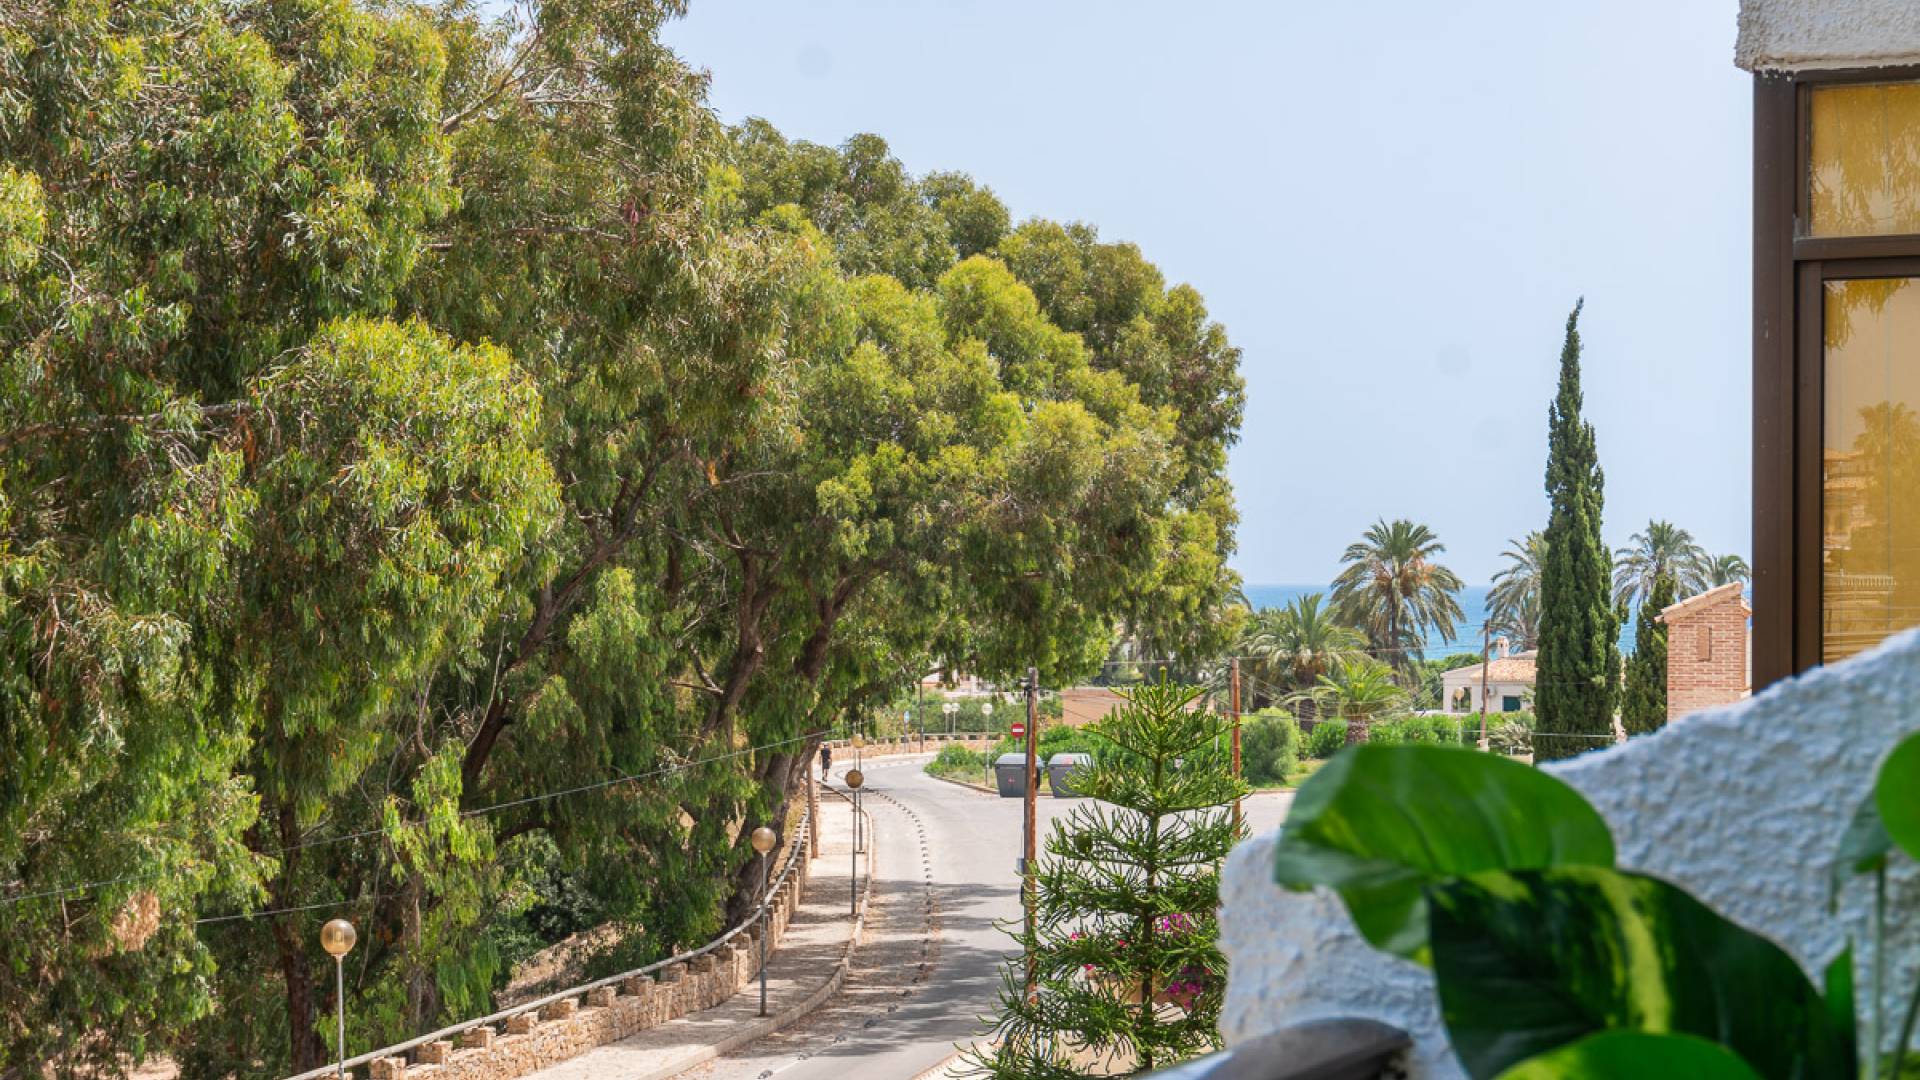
845, 768, 865, 915
750, 826, 777, 1016
320, 919, 357, 1079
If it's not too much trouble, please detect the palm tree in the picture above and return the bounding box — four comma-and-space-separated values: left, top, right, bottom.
1705, 553, 1751, 588
1238, 593, 1369, 713
1330, 519, 1465, 679
1487, 532, 1548, 650
1613, 520, 1708, 608
1297, 658, 1408, 746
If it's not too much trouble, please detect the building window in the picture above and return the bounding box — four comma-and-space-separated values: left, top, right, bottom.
1753, 70, 1920, 687
1501, 695, 1522, 713
1823, 278, 1920, 663
1699, 624, 1714, 662
1810, 84, 1920, 237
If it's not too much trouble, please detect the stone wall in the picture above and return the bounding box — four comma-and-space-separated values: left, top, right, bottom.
354, 811, 817, 1080
1217, 626, 1920, 1078
1659, 581, 1751, 719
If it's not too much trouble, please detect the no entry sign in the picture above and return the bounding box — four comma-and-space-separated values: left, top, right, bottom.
1010, 721, 1026, 738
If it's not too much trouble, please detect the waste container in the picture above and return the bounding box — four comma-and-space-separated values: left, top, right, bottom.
992, 753, 1031, 798
1047, 753, 1093, 797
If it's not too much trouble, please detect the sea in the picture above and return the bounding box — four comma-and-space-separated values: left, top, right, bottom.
1243, 584, 1494, 659
1242, 583, 1636, 657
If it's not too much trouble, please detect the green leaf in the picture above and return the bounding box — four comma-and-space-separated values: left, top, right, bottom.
1831, 792, 1893, 909
1427, 867, 1856, 1080
1271, 744, 1614, 961
1874, 731, 1920, 862
1492, 1032, 1764, 1080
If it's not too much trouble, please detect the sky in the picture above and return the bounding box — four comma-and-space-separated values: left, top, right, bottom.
661, 0, 1753, 586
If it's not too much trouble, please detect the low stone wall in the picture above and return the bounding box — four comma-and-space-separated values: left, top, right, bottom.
358, 830, 814, 1080
823, 734, 996, 756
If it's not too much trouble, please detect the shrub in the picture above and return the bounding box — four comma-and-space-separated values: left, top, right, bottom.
1239, 709, 1301, 786
1488, 710, 1536, 756
1379, 713, 1464, 745
927, 744, 986, 780
1307, 718, 1349, 759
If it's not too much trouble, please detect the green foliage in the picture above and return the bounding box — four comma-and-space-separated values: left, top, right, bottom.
1535, 301, 1622, 761
927, 744, 989, 781
970, 679, 1246, 1077
1, 0, 1248, 1070
1371, 713, 1468, 746
1235, 593, 1367, 711
1274, 738, 1920, 1079
1488, 533, 1548, 650
1238, 709, 1300, 786
1613, 521, 1708, 609
1621, 574, 1676, 737
1299, 658, 1409, 745
1330, 520, 1466, 678
1306, 718, 1350, 759
1491, 1033, 1764, 1080
1272, 745, 1614, 963
1430, 867, 1855, 1080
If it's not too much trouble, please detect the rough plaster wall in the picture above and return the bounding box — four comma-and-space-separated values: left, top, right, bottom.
1218, 627, 1920, 1079
1736, 0, 1920, 71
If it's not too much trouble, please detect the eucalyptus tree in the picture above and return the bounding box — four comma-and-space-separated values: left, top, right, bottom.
0, 0, 1249, 1071
1330, 519, 1466, 678
1613, 520, 1709, 608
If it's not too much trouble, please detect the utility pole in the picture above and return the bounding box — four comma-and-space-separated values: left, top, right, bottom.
1023, 666, 1039, 994
1478, 623, 1492, 750
1230, 657, 1243, 832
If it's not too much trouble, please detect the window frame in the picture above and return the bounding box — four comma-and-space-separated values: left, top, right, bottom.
1755, 66, 1920, 688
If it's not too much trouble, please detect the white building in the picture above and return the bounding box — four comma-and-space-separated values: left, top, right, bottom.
1438, 639, 1535, 715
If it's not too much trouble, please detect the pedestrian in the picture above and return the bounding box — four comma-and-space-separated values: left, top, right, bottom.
819, 743, 832, 782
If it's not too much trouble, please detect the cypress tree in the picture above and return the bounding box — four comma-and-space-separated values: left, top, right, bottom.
1534, 300, 1621, 761
1621, 573, 1676, 737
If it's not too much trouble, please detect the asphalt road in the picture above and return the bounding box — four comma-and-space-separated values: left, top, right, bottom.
684, 756, 1294, 1080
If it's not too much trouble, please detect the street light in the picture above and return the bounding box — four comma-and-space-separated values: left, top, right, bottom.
320, 919, 357, 1080
845, 767, 864, 915
750, 826, 777, 1017
943, 701, 957, 735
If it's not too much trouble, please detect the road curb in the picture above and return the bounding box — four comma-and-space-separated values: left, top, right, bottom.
623, 796, 880, 1080
922, 770, 997, 797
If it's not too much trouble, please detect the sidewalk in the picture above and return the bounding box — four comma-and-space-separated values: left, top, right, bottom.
522, 792, 873, 1080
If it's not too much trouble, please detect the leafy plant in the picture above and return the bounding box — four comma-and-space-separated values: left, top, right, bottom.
1306, 718, 1350, 759
1273, 745, 1613, 962
1238, 710, 1301, 786
1272, 738, 1920, 1078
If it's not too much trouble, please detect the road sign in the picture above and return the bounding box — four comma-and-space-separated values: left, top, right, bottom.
1010, 721, 1026, 738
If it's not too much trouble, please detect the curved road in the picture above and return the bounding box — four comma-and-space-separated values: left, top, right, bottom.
683, 756, 1294, 1080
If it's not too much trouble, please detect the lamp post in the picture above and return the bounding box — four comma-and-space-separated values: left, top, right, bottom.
943, 701, 956, 736
750, 825, 777, 1017
845, 767, 864, 915
320, 919, 357, 1080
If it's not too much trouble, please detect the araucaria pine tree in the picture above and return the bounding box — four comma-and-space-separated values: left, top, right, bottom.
1534, 300, 1622, 761
1621, 573, 1676, 737
968, 678, 1247, 1078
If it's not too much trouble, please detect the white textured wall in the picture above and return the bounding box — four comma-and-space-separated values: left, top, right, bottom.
1218, 627, 1920, 1078
1737, 0, 1920, 71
